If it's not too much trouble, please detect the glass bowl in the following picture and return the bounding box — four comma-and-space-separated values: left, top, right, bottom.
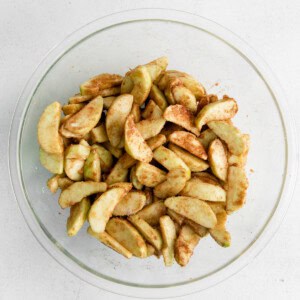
9, 9, 298, 299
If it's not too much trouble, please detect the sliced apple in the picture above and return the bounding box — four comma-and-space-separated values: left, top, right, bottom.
90, 124, 108, 143
154, 168, 188, 198
128, 215, 163, 251
207, 121, 246, 156
171, 84, 197, 113
163, 105, 200, 136
80, 73, 123, 97
167, 208, 185, 225
168, 143, 209, 172
159, 215, 176, 267
87, 227, 132, 259
153, 146, 191, 179
135, 162, 166, 187
62, 96, 103, 136
142, 100, 163, 120
144, 187, 153, 206
129, 66, 152, 105
47, 174, 61, 193
38, 101, 63, 154
57, 177, 73, 190
226, 166, 248, 214
136, 117, 166, 140
164, 196, 217, 228
103, 96, 116, 109
91, 144, 113, 172
88, 187, 128, 233
83, 149, 101, 182
120, 75, 134, 94
175, 225, 201, 267
69, 94, 93, 104
149, 85, 168, 111
197, 129, 217, 150
62, 103, 85, 115
67, 197, 91, 236
146, 134, 166, 150
195, 98, 238, 130
180, 176, 226, 202
59, 181, 107, 208
103, 142, 123, 158
39, 148, 63, 174
228, 134, 250, 167
169, 131, 207, 160
106, 218, 147, 258
184, 219, 208, 237
137, 201, 166, 226
124, 115, 153, 162
106, 94, 133, 147
208, 139, 228, 181
130, 165, 143, 190
131, 103, 141, 123
113, 190, 146, 216
144, 56, 168, 81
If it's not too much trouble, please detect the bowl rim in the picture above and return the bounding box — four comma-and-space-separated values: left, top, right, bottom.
8, 8, 299, 299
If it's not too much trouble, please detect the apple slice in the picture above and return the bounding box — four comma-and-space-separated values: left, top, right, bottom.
195, 98, 238, 130
59, 181, 107, 208
88, 187, 128, 233
207, 121, 246, 156
149, 85, 168, 111
37, 102, 63, 154
106, 94, 133, 147
124, 115, 153, 162
163, 105, 200, 136
106, 218, 147, 258
39, 148, 63, 174
87, 227, 132, 259
80, 73, 123, 97
164, 196, 217, 228
137, 201, 166, 226
136, 117, 166, 140
135, 162, 166, 187
62, 96, 103, 136
168, 131, 207, 160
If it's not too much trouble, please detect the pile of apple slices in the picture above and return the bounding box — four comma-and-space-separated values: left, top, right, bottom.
37, 57, 249, 267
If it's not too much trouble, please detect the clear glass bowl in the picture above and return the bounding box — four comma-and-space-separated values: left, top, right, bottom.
9, 9, 298, 299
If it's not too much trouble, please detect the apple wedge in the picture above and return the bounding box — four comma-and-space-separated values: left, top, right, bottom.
106, 218, 147, 258
69, 94, 93, 104
38, 101, 63, 154
83, 149, 101, 182
228, 134, 250, 167
103, 96, 116, 109
137, 201, 166, 226
67, 197, 91, 237
57, 177, 73, 190
129, 66, 152, 105
195, 98, 238, 130
47, 174, 60, 193
141, 100, 163, 120
124, 115, 153, 162
87, 227, 132, 259
163, 105, 200, 136
154, 168, 188, 198
90, 124, 108, 144
130, 165, 143, 190
207, 121, 246, 156
91, 144, 113, 172
167, 208, 185, 225
160, 215, 177, 266
80, 73, 123, 97
168, 143, 209, 172
59, 181, 107, 208
226, 166, 249, 214
135, 162, 166, 187
208, 138, 228, 181
153, 146, 191, 179
39, 148, 63, 174
62, 103, 84, 115
136, 117, 166, 140
88, 187, 128, 233
144, 56, 168, 81
198, 129, 217, 150
128, 215, 163, 251
146, 134, 166, 150
62, 96, 103, 136
180, 176, 226, 202
164, 196, 217, 228
175, 225, 201, 267
106, 94, 133, 147
171, 84, 197, 113
113, 190, 146, 216
149, 85, 168, 111
168, 131, 207, 160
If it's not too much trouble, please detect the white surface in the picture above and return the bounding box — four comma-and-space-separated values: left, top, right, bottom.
0, 0, 299, 299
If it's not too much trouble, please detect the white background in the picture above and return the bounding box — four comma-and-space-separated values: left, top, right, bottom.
1, 0, 299, 299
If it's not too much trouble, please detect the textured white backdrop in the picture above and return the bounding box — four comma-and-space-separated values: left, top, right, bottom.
1, 1, 299, 299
